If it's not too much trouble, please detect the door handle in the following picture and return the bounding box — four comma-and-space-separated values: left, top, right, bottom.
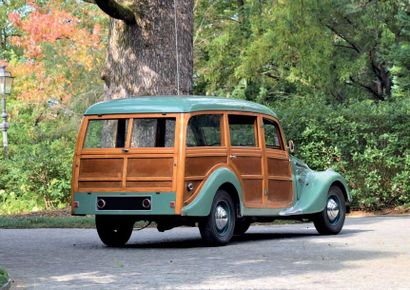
229, 154, 237, 159
122, 148, 129, 153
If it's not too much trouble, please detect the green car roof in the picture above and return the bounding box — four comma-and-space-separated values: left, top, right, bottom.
84, 96, 277, 117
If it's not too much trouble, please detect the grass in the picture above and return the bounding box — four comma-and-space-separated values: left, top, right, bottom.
0, 268, 9, 286
0, 215, 95, 229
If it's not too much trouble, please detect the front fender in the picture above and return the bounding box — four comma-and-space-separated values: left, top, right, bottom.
181, 167, 243, 216
280, 169, 351, 216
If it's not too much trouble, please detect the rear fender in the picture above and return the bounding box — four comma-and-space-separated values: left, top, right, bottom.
181, 167, 243, 216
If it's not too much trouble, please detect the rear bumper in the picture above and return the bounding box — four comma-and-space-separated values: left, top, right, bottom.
72, 191, 177, 215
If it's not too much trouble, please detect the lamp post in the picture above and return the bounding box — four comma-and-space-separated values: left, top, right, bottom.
0, 66, 13, 158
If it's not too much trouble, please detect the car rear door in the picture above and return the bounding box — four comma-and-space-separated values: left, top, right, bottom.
262, 117, 294, 208
227, 114, 264, 207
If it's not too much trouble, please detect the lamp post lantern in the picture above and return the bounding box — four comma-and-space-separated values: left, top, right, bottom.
0, 66, 13, 158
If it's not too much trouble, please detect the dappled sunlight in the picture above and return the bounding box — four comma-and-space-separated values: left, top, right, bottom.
46, 271, 116, 284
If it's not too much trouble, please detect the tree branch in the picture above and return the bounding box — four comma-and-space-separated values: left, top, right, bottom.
324, 24, 361, 54
85, 0, 136, 25
349, 76, 384, 101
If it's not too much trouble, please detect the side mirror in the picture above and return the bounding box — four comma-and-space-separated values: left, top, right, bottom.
288, 140, 295, 153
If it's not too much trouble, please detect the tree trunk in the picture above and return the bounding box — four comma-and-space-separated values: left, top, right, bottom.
90, 0, 193, 99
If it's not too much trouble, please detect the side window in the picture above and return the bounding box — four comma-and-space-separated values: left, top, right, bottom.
228, 115, 257, 147
187, 114, 222, 147
131, 118, 176, 148
263, 118, 282, 150
84, 119, 128, 148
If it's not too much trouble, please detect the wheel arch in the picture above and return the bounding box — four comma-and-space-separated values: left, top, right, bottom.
330, 180, 350, 213
181, 167, 244, 216
219, 182, 241, 217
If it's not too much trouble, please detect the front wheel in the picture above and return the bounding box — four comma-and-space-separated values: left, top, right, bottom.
96, 215, 134, 247
199, 190, 235, 246
313, 186, 346, 235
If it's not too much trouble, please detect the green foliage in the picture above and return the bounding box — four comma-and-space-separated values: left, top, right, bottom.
273, 95, 410, 210
0, 268, 9, 286
0, 101, 78, 214
195, 0, 410, 102
0, 0, 105, 214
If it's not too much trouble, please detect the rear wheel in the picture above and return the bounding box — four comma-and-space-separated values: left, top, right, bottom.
95, 215, 134, 247
199, 190, 235, 246
313, 186, 346, 235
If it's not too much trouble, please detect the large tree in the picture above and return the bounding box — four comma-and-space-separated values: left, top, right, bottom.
84, 0, 193, 99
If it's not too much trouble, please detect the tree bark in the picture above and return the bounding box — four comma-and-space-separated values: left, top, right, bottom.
87, 0, 193, 99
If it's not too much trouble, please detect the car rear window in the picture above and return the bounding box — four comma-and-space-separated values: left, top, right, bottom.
131, 118, 176, 148
83, 119, 128, 148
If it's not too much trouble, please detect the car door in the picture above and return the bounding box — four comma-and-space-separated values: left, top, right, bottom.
228, 114, 264, 207
262, 117, 294, 208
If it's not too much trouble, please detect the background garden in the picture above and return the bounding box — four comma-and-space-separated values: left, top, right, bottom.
0, 0, 410, 214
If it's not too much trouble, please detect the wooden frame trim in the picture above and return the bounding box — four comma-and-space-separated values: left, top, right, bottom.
78, 177, 122, 181
267, 176, 293, 181
241, 175, 264, 180
126, 177, 172, 181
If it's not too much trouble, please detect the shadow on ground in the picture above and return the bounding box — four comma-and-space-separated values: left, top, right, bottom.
1, 218, 399, 289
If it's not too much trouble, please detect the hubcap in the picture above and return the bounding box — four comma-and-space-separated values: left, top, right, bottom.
215, 204, 229, 231
326, 197, 340, 223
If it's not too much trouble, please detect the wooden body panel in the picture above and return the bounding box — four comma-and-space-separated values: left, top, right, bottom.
72, 114, 180, 196
71, 110, 295, 215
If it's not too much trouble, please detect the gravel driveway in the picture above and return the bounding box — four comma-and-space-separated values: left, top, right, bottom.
1, 216, 410, 289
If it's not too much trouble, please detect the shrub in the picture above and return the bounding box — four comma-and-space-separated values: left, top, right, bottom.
0, 101, 77, 214
272, 95, 410, 210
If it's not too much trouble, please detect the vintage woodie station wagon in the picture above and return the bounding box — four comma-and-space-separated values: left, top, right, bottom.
71, 96, 351, 246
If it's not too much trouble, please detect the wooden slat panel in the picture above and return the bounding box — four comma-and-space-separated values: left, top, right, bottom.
79, 158, 123, 179
231, 156, 262, 175
127, 158, 173, 178
267, 158, 291, 177
243, 180, 263, 204
185, 156, 226, 177
267, 180, 293, 207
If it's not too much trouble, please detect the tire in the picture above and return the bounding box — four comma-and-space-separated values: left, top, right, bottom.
199, 190, 236, 246
95, 215, 134, 247
234, 218, 251, 235
313, 186, 346, 235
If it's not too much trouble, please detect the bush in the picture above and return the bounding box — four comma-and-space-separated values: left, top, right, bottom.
272, 95, 410, 210
0, 101, 78, 214
0, 268, 9, 286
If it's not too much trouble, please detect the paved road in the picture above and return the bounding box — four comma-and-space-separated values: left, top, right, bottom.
1, 216, 410, 289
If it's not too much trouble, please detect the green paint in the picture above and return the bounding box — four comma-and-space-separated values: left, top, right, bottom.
84, 96, 277, 117
181, 167, 244, 216
242, 208, 285, 216
280, 160, 351, 216
73, 192, 176, 215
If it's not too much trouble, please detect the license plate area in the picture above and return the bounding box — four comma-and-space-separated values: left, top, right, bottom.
96, 196, 151, 211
